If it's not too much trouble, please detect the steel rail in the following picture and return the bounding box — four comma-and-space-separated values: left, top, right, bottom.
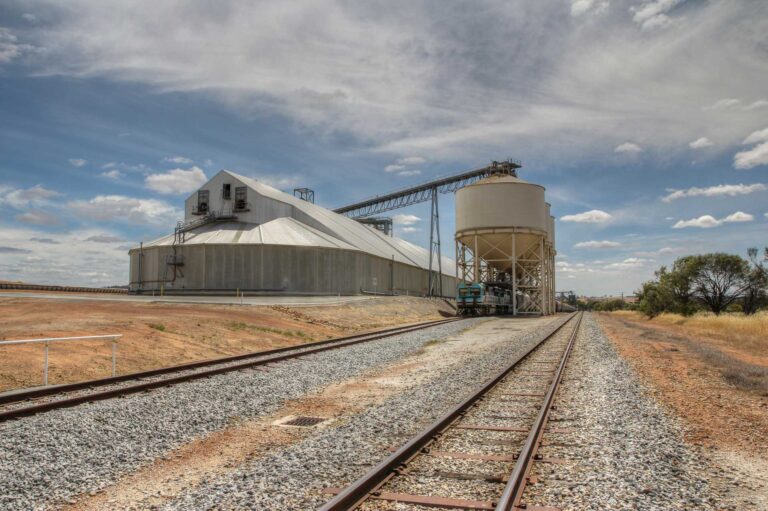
0, 318, 460, 421
495, 311, 583, 511
318, 312, 578, 511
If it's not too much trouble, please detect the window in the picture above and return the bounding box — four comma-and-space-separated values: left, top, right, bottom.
234, 186, 248, 211
222, 183, 231, 200
197, 189, 209, 214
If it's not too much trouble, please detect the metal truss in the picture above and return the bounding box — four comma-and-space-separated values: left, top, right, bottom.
335, 159, 521, 298
333, 160, 521, 218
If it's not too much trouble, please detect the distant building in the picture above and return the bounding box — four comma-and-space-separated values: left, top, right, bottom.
129, 170, 457, 295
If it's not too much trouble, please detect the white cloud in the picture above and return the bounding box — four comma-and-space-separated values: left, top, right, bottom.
702, 98, 741, 111
15, 211, 61, 226
574, 240, 621, 249
631, 0, 685, 30
722, 211, 753, 223
101, 161, 151, 173
101, 169, 124, 179
68, 158, 87, 167
571, 0, 609, 17
636, 247, 676, 257
744, 100, 768, 110
734, 142, 768, 169
250, 173, 301, 190
163, 155, 194, 164
689, 137, 712, 149
401, 226, 420, 233
0, 27, 30, 63
393, 214, 421, 226
672, 211, 754, 229
68, 195, 179, 225
0, 185, 61, 208
145, 166, 207, 194
386, 156, 425, 174
614, 142, 641, 153
396, 156, 426, 165
560, 209, 612, 223
85, 234, 125, 243
11, 2, 768, 162
0, 226, 133, 286
605, 257, 652, 269
662, 183, 766, 202
672, 215, 720, 229
742, 127, 768, 145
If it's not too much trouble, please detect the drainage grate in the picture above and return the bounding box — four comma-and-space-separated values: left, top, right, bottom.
282, 416, 327, 427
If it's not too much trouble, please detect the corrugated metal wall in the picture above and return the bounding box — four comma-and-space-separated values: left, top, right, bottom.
129, 245, 457, 296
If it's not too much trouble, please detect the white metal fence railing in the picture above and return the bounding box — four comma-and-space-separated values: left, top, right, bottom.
0, 334, 122, 386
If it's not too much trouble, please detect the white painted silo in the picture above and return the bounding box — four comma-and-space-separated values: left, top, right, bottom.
454, 172, 555, 315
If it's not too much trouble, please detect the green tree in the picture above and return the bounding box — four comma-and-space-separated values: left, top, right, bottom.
637, 280, 666, 318
743, 247, 768, 315
657, 256, 699, 316
689, 253, 749, 315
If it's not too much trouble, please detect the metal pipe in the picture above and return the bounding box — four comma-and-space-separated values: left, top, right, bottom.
112, 340, 117, 377
43, 342, 49, 386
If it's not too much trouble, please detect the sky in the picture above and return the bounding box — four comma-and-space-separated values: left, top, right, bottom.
0, 0, 767, 295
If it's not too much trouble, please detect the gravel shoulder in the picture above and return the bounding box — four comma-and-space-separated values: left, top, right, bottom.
0, 318, 484, 511
526, 313, 755, 511
2, 315, 568, 510
596, 312, 768, 510
152, 315, 570, 510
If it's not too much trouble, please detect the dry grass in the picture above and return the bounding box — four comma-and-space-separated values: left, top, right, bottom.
611, 310, 768, 357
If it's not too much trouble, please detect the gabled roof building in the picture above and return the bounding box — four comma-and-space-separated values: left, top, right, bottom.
129, 170, 457, 295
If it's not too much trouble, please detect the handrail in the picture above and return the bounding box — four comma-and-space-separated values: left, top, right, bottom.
1, 334, 122, 386
0, 334, 121, 346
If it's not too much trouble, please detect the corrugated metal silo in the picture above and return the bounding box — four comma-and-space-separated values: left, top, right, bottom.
454, 173, 556, 315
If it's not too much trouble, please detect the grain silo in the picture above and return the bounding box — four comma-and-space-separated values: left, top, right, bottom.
454, 170, 556, 315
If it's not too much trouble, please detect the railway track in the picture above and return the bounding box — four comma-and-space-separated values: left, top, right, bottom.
321, 311, 582, 511
0, 318, 461, 422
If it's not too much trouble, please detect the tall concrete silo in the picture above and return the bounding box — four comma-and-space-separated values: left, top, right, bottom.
454, 170, 556, 315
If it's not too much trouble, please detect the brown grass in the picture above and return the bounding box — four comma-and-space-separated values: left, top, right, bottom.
612, 310, 768, 356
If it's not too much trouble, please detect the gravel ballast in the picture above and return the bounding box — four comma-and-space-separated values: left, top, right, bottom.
160, 315, 572, 510
527, 313, 729, 510
0, 319, 489, 510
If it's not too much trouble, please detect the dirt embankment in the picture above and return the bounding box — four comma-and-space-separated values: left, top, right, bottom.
597, 311, 768, 456
0, 296, 453, 392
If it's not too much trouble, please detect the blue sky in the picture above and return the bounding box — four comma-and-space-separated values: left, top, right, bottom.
0, 0, 767, 295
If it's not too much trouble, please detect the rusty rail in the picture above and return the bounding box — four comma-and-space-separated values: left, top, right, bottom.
0, 318, 460, 421
495, 311, 583, 510
319, 312, 579, 511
